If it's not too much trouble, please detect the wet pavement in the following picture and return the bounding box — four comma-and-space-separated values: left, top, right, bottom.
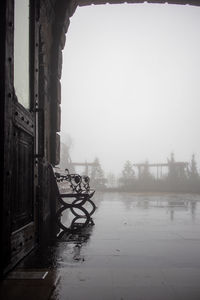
1, 192, 200, 300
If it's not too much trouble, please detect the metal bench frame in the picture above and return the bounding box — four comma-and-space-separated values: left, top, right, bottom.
49, 165, 96, 236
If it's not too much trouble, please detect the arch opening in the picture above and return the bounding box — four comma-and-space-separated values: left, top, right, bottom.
59, 2, 200, 189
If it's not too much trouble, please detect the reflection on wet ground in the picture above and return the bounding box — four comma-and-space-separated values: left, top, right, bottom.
3, 193, 200, 300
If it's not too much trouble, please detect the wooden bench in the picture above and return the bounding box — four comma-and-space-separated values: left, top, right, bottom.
49, 165, 96, 236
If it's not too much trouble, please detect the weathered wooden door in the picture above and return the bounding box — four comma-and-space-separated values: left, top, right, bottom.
10, 0, 39, 269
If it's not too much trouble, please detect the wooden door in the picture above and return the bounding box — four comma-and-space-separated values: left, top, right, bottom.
10, 0, 39, 268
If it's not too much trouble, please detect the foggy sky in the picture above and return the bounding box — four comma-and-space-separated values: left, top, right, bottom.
61, 3, 200, 176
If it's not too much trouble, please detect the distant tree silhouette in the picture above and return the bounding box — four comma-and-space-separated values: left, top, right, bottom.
122, 160, 135, 179
90, 157, 106, 189
188, 154, 199, 180
119, 160, 135, 190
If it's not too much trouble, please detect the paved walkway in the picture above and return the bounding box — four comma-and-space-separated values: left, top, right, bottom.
1, 192, 200, 300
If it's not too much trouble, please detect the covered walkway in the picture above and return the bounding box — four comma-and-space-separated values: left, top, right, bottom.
1, 192, 200, 300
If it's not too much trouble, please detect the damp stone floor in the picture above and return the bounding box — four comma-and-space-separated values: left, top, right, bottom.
1, 192, 200, 300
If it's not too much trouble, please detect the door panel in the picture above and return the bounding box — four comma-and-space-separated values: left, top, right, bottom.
11, 101, 35, 257
12, 106, 34, 232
